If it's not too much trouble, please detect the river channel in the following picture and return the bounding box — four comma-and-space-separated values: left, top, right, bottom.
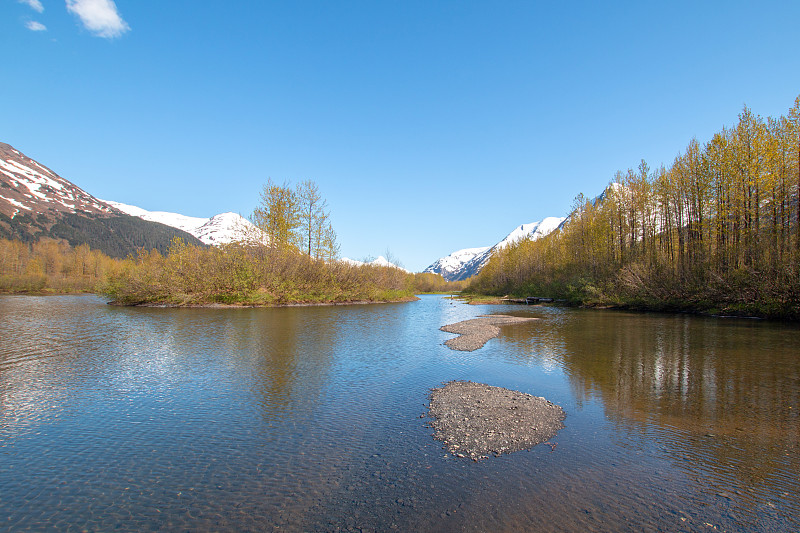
1, 294, 798, 531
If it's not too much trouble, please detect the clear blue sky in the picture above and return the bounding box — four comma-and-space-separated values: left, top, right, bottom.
3, 1, 799, 271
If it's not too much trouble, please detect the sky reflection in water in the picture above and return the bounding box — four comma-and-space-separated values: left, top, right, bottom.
0, 295, 797, 531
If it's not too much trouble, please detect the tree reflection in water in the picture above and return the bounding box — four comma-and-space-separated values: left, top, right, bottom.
500, 308, 800, 508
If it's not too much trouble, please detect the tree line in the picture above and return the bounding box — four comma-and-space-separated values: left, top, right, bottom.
469, 96, 800, 318
0, 210, 205, 259
1, 235, 468, 302
0, 238, 122, 292
0, 179, 464, 303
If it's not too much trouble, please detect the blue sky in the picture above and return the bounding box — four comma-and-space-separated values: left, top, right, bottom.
3, 1, 800, 271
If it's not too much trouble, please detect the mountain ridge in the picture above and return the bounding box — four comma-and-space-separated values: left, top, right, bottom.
0, 142, 118, 218
341, 255, 409, 272
104, 200, 262, 246
0, 142, 205, 257
424, 216, 566, 281
3, 141, 571, 272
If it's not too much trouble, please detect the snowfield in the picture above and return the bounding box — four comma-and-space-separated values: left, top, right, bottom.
341, 256, 409, 272
0, 148, 114, 215
424, 216, 566, 281
103, 200, 263, 246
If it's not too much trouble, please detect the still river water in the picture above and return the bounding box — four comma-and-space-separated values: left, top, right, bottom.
0, 294, 798, 532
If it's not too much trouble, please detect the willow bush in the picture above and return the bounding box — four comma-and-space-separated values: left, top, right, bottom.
101, 238, 421, 305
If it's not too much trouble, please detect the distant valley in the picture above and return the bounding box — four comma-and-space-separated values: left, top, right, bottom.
2, 141, 564, 276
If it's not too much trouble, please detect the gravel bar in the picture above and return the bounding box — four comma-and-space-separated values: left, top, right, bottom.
427, 381, 566, 460
440, 315, 538, 351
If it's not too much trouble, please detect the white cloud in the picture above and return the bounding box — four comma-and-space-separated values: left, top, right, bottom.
65, 0, 130, 38
19, 0, 45, 13
26, 20, 48, 31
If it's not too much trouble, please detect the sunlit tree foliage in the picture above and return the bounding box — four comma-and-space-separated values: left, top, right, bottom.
470, 96, 800, 318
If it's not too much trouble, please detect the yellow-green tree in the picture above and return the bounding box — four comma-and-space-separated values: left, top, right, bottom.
251, 179, 301, 250
468, 95, 800, 318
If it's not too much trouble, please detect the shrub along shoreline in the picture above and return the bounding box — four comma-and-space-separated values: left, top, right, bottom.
109, 295, 421, 308
101, 239, 413, 306
1, 237, 464, 306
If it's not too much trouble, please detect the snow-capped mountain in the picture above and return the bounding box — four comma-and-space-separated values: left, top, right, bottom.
103, 200, 260, 246
193, 212, 263, 245
341, 255, 409, 272
424, 216, 566, 281
494, 217, 565, 249
422, 247, 490, 281
0, 142, 117, 218
0, 142, 207, 257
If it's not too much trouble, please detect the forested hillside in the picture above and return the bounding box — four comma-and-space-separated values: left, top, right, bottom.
469, 97, 800, 319
0, 211, 205, 258
48, 213, 206, 258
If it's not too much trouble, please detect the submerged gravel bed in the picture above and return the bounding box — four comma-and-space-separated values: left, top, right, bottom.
440, 315, 538, 351
427, 381, 566, 461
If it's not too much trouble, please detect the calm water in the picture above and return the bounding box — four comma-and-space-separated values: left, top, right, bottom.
0, 295, 798, 532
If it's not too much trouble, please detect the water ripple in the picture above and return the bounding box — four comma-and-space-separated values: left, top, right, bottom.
0, 295, 797, 531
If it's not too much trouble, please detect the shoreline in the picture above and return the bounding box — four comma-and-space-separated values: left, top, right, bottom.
107, 295, 420, 308
0, 289, 95, 296
458, 294, 795, 321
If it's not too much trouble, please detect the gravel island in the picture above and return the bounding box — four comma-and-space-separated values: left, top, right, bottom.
440, 315, 538, 351
427, 381, 565, 461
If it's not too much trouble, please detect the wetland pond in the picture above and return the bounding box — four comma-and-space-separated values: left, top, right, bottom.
1, 294, 798, 531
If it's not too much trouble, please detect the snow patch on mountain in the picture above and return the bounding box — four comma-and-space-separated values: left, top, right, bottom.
422, 246, 490, 280
424, 216, 566, 281
6, 198, 31, 211
104, 200, 209, 232
495, 217, 565, 250
195, 212, 262, 245
103, 200, 260, 246
341, 256, 409, 272
0, 142, 116, 217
